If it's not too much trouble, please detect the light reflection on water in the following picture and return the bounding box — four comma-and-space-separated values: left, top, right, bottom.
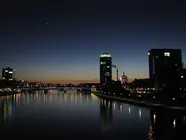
0, 90, 185, 139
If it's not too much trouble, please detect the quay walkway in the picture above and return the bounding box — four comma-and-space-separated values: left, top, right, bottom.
93, 92, 186, 111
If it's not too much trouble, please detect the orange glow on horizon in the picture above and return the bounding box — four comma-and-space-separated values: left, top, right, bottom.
26, 79, 99, 84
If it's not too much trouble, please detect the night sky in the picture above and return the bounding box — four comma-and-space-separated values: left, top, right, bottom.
1, 0, 186, 83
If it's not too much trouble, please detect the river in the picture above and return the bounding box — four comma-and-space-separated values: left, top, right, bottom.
0, 90, 185, 139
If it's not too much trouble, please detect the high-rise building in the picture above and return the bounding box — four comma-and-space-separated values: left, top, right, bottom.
180, 68, 186, 89
2, 67, 15, 81
148, 49, 182, 91
100, 53, 112, 85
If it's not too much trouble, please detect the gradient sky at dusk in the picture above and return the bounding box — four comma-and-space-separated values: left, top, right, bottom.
1, 0, 186, 83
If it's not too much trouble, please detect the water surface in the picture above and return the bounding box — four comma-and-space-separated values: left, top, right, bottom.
0, 90, 185, 139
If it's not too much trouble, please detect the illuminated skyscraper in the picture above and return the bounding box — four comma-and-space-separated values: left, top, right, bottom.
2, 67, 15, 81
100, 53, 112, 85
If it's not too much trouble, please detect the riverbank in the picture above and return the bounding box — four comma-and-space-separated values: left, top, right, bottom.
93, 92, 186, 111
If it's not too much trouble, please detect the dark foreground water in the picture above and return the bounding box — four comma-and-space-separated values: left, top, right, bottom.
0, 90, 186, 139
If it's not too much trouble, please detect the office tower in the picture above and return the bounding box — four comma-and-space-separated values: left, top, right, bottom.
2, 67, 15, 81
148, 49, 182, 94
180, 68, 186, 88
100, 53, 112, 85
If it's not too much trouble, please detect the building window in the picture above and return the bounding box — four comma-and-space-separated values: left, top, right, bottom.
148, 52, 150, 55
101, 62, 106, 65
181, 75, 184, 78
107, 66, 110, 68
164, 52, 170, 57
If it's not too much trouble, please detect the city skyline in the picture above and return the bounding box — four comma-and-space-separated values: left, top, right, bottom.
1, 0, 186, 83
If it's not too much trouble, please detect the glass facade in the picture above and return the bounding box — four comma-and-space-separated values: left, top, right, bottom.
100, 53, 112, 85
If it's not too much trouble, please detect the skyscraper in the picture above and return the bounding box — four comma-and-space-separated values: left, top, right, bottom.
2, 67, 15, 81
100, 53, 112, 86
148, 49, 182, 95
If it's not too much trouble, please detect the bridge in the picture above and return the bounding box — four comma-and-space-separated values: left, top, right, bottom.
14, 87, 91, 91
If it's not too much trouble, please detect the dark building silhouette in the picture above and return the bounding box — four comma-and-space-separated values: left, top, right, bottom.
148, 49, 182, 98
2, 67, 15, 81
130, 78, 153, 88
100, 53, 112, 86
180, 68, 186, 89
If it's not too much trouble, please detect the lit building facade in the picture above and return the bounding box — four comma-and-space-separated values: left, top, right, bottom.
120, 72, 128, 88
100, 53, 112, 86
2, 67, 15, 81
148, 49, 182, 95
